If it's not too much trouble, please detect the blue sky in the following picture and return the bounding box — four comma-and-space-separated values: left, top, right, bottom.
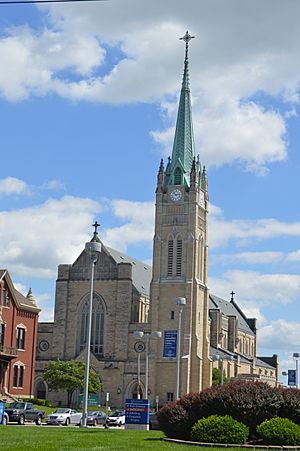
1, 0, 300, 378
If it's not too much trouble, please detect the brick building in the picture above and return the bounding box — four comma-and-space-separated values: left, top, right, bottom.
0, 270, 40, 400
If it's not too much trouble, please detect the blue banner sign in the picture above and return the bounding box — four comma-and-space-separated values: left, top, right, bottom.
288, 369, 296, 386
0, 402, 4, 425
125, 399, 150, 425
163, 330, 177, 358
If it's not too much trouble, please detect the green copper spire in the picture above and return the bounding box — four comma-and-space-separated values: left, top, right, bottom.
166, 31, 196, 187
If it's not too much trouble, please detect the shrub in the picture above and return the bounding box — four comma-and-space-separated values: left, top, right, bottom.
158, 393, 204, 440
279, 388, 300, 424
257, 417, 300, 445
157, 402, 191, 440
199, 380, 283, 434
191, 415, 249, 444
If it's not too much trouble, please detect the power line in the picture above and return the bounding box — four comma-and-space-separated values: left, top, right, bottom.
0, 0, 108, 4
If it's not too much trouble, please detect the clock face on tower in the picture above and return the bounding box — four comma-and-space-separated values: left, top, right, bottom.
170, 189, 183, 202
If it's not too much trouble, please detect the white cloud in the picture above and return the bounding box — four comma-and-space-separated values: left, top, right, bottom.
212, 251, 284, 265
209, 270, 300, 312
260, 320, 300, 351
287, 249, 300, 261
0, 177, 28, 195
103, 199, 155, 251
2, 1, 300, 171
0, 195, 101, 277
209, 204, 300, 249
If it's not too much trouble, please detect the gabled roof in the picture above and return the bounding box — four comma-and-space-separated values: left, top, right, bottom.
209, 294, 255, 336
0, 269, 40, 313
105, 247, 151, 298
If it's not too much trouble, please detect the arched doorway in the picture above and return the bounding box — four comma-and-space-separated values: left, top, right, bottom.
125, 380, 144, 400
131, 382, 143, 399
35, 380, 47, 399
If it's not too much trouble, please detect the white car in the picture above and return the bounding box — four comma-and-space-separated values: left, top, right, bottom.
46, 408, 82, 426
106, 410, 125, 427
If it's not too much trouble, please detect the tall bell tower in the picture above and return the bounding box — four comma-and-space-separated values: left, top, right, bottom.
150, 32, 211, 402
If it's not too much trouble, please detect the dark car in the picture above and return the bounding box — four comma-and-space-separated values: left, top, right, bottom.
5, 402, 44, 425
149, 412, 160, 430
87, 411, 107, 426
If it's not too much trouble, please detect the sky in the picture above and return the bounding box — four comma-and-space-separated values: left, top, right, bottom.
1, 0, 300, 379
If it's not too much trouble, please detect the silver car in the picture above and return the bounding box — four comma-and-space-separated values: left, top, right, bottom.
46, 408, 82, 426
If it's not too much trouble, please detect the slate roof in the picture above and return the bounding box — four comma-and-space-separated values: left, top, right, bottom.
105, 246, 152, 298
0, 269, 40, 312
210, 346, 276, 369
209, 294, 255, 336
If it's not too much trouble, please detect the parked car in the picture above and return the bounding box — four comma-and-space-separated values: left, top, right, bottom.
106, 410, 125, 427
5, 402, 44, 425
87, 410, 107, 426
149, 412, 160, 430
46, 408, 82, 426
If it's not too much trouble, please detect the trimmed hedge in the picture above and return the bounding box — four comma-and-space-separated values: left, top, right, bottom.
279, 388, 300, 424
191, 415, 249, 444
257, 417, 300, 445
158, 380, 285, 440
199, 380, 282, 433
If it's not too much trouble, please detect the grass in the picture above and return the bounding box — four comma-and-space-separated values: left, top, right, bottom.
0, 426, 245, 450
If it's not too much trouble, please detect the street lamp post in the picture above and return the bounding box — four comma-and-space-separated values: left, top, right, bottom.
133, 331, 161, 400
212, 354, 234, 385
81, 234, 101, 428
173, 297, 186, 400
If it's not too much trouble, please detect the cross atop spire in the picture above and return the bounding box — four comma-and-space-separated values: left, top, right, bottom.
230, 291, 235, 302
93, 221, 100, 234
180, 30, 195, 61
91, 221, 101, 243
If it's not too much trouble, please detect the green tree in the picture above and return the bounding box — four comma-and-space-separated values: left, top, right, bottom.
43, 360, 101, 407
212, 367, 228, 386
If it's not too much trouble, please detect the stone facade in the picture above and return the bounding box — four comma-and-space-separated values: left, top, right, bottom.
34, 34, 278, 408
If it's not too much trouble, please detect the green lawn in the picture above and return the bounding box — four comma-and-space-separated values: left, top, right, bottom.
0, 426, 242, 451
0, 426, 183, 450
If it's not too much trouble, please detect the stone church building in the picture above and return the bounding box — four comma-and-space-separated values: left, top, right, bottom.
35, 32, 278, 408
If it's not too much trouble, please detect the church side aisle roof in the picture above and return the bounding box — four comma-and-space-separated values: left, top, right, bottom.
105, 246, 151, 298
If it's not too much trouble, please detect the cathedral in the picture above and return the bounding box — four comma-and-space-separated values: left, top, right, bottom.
34, 32, 278, 408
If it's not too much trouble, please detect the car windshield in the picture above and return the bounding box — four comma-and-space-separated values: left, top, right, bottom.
110, 411, 124, 417
10, 403, 25, 409
54, 408, 70, 414
90, 411, 101, 416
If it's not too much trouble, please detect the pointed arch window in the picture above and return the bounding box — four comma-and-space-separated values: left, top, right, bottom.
79, 295, 105, 357
176, 238, 183, 276
167, 239, 174, 276
198, 236, 205, 282
174, 167, 182, 185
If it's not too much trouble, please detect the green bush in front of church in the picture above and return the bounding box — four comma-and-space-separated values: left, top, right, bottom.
191, 415, 249, 444
257, 417, 300, 445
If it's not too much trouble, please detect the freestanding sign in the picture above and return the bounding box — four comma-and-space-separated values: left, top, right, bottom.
79, 393, 99, 406
0, 402, 5, 425
125, 398, 150, 430
288, 369, 296, 386
163, 330, 177, 358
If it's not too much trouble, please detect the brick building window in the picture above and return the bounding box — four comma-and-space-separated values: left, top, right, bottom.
167, 392, 174, 402
1, 285, 10, 307
0, 323, 5, 346
16, 327, 26, 350
171, 310, 175, 320
13, 364, 24, 388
